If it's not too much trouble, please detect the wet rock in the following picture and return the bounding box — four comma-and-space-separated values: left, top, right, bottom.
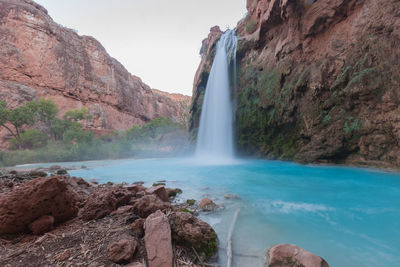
107, 238, 138, 264
81, 188, 133, 221
169, 211, 218, 260
224, 193, 240, 200
0, 176, 79, 234
29, 171, 47, 178
186, 199, 196, 205
144, 210, 173, 267
165, 188, 182, 198
28, 215, 55, 235
49, 165, 62, 171
266, 244, 329, 267
145, 185, 169, 202
132, 195, 171, 218
130, 218, 145, 238
199, 198, 217, 211
56, 169, 68, 175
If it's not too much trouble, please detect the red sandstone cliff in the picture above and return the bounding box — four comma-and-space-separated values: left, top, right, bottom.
191, 0, 400, 168
0, 0, 189, 147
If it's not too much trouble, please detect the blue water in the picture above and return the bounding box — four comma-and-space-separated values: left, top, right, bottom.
20, 158, 400, 267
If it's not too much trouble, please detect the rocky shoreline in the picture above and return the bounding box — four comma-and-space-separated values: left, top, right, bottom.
0, 169, 329, 267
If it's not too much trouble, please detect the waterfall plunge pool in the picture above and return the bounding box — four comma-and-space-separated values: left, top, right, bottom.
19, 157, 400, 267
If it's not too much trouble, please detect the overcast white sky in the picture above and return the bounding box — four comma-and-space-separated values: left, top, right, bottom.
35, 0, 247, 96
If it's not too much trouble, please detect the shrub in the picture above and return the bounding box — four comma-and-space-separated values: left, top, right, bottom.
9, 129, 48, 149
245, 19, 257, 34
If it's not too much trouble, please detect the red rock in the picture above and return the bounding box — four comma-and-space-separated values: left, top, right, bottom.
267, 244, 329, 267
107, 238, 137, 264
28, 215, 55, 235
132, 195, 172, 218
130, 218, 145, 238
124, 184, 146, 194
144, 210, 173, 267
126, 262, 145, 267
0, 0, 189, 149
165, 187, 182, 198
0, 176, 79, 234
169, 211, 218, 260
199, 198, 217, 211
145, 185, 169, 202
80, 188, 133, 221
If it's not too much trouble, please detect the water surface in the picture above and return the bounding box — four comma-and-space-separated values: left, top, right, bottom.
20, 158, 400, 267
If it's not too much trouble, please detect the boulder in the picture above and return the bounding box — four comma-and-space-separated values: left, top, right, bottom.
124, 184, 146, 194
130, 218, 145, 238
266, 244, 329, 267
144, 210, 173, 267
81, 188, 133, 221
28, 215, 55, 235
169, 211, 218, 260
132, 195, 171, 218
107, 238, 138, 264
145, 185, 169, 202
0, 176, 79, 234
199, 198, 217, 211
165, 188, 182, 198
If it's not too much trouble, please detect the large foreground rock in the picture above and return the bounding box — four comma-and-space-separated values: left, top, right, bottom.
0, 176, 79, 234
169, 211, 218, 260
81, 188, 133, 221
144, 210, 173, 267
266, 244, 329, 267
132, 195, 171, 218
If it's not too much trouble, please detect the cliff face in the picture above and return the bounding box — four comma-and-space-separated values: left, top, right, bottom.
192, 0, 400, 168
0, 0, 189, 147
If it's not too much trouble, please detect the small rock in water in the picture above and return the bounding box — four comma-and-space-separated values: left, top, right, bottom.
199, 198, 217, 211
224, 193, 240, 200
56, 169, 68, 175
49, 165, 62, 171
186, 199, 196, 205
165, 188, 182, 198
107, 238, 137, 264
266, 244, 329, 267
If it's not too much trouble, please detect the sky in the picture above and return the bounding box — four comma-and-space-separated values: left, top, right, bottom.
35, 0, 247, 96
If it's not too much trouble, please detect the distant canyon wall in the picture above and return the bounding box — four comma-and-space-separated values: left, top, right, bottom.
191, 0, 400, 169
0, 0, 190, 147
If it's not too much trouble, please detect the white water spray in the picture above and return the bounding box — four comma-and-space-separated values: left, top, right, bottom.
196, 30, 237, 162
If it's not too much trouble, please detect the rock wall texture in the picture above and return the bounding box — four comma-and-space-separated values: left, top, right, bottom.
191, 0, 400, 169
0, 0, 189, 147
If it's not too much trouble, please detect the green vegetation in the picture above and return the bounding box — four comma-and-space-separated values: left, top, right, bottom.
235, 66, 299, 159
0, 99, 185, 167
344, 116, 362, 135
245, 19, 257, 34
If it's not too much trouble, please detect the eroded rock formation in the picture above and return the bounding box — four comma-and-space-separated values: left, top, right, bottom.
191, 0, 400, 169
0, 0, 189, 147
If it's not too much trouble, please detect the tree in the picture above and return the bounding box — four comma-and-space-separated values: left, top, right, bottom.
0, 101, 36, 149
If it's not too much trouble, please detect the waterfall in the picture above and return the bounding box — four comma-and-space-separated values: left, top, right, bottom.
196, 30, 237, 162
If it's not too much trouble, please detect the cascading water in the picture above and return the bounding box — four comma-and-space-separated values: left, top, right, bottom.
195, 30, 237, 162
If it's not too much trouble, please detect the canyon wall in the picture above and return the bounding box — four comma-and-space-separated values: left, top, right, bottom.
191, 0, 400, 168
0, 0, 189, 147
